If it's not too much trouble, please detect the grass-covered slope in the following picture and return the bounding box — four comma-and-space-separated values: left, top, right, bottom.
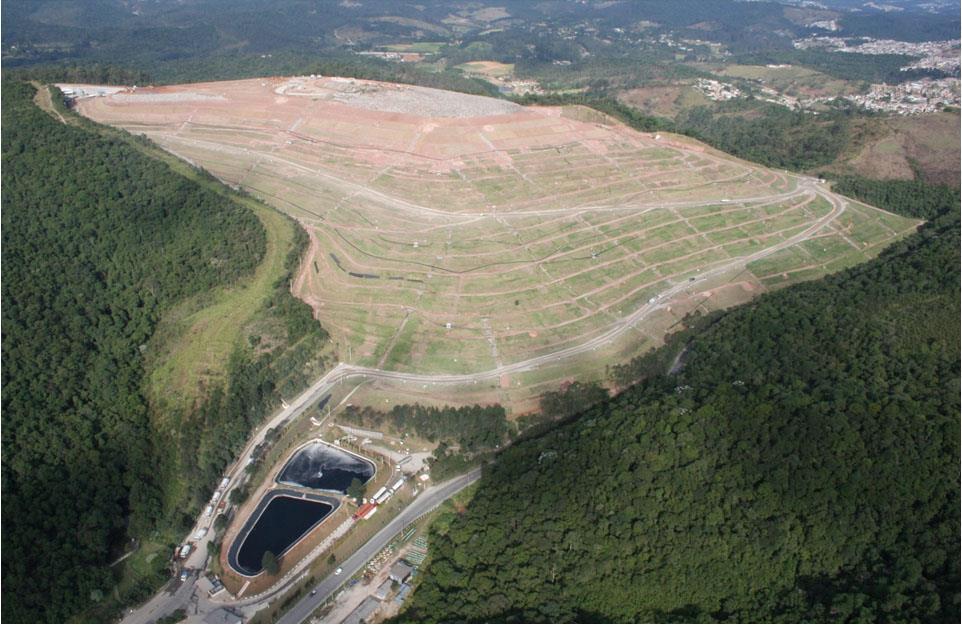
401, 206, 960, 622
0, 81, 266, 622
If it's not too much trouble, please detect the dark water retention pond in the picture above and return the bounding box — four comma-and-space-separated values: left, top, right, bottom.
228, 490, 338, 576
277, 441, 375, 493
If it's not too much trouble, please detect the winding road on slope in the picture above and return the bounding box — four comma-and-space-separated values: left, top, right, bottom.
307, 180, 845, 384
122, 176, 846, 624
161, 133, 804, 219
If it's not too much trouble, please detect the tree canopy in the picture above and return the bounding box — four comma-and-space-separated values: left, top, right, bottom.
262, 551, 279, 576
1, 80, 267, 622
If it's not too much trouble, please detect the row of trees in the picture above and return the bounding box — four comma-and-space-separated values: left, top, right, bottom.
341, 403, 510, 453
399, 199, 959, 621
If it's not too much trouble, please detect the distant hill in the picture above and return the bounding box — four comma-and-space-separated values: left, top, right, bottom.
3, 0, 957, 75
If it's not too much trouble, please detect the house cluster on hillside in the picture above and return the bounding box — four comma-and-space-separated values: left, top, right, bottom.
844, 78, 960, 114
695, 78, 741, 101
793, 35, 961, 73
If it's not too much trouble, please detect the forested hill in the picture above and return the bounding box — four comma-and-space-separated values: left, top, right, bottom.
400, 206, 960, 622
1, 81, 264, 622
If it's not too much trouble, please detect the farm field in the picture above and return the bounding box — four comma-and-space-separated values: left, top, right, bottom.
71, 76, 920, 398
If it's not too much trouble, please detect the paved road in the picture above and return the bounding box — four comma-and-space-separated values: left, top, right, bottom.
121, 370, 346, 624
278, 468, 482, 624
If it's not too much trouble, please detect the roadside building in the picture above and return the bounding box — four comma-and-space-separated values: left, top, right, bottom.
395, 583, 412, 604
343, 596, 381, 624
374, 579, 393, 601
389, 561, 414, 583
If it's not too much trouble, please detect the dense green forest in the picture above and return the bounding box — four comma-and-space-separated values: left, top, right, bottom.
400, 199, 959, 621
829, 176, 962, 221
1, 80, 265, 621
2, 78, 333, 622
734, 49, 950, 84
515, 92, 852, 171
674, 102, 852, 170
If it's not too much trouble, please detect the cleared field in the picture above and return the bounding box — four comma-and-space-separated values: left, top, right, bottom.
456, 61, 515, 79
72, 76, 919, 384
713, 64, 861, 98
831, 112, 962, 186
617, 84, 711, 117
382, 42, 445, 53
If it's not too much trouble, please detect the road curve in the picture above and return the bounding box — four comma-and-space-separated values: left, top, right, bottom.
279, 468, 482, 624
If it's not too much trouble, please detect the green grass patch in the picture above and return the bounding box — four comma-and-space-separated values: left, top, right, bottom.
382, 42, 446, 54
147, 201, 293, 414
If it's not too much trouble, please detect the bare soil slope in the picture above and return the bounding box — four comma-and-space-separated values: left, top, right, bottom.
72, 76, 918, 397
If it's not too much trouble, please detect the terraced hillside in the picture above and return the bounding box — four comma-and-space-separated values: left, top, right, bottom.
72, 77, 919, 397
